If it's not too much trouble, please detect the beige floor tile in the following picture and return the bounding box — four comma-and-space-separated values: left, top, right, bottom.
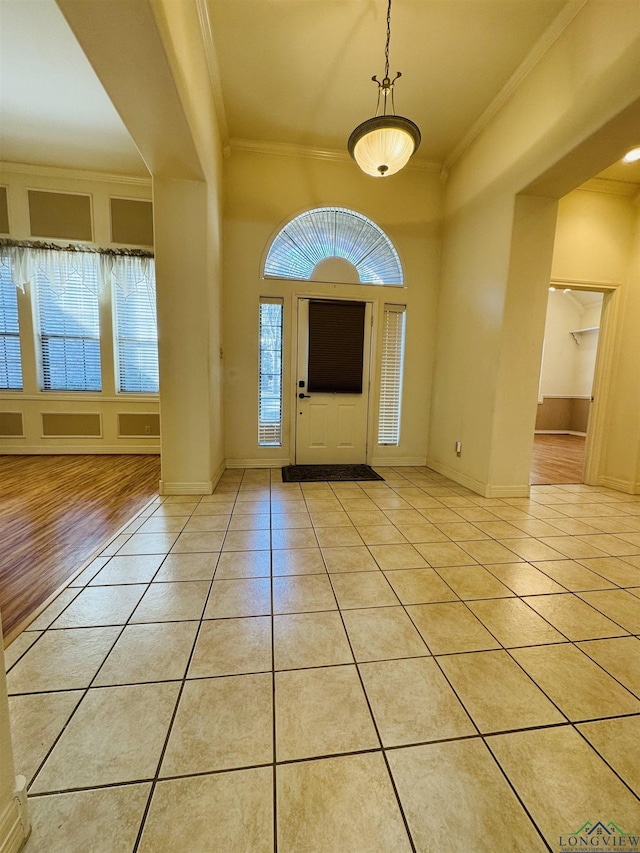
182, 513, 230, 532
624, 553, 640, 570
9, 691, 81, 785
274, 611, 352, 669
277, 752, 412, 853
3, 631, 42, 670
511, 644, 640, 720
435, 521, 490, 541
455, 539, 519, 564
161, 674, 272, 775
275, 665, 378, 760
227, 513, 270, 531
94, 622, 198, 686
578, 589, 640, 633
543, 516, 601, 535
473, 520, 534, 538
576, 636, 640, 696
578, 716, 640, 796
321, 545, 379, 572
7, 627, 119, 694
137, 515, 189, 534
153, 552, 218, 581
138, 767, 273, 853
523, 593, 628, 641
438, 649, 565, 733
330, 571, 398, 609
384, 568, 457, 605
314, 526, 364, 547
272, 573, 337, 613
23, 784, 151, 853
89, 555, 164, 585
271, 511, 312, 529
391, 521, 449, 543
100, 534, 134, 556
26, 589, 82, 631
383, 509, 427, 526
342, 606, 428, 661
346, 509, 389, 526
468, 598, 566, 647
309, 510, 351, 527
494, 538, 564, 562
415, 541, 478, 567
406, 602, 501, 654
437, 565, 514, 600
487, 726, 640, 849
188, 616, 271, 677
578, 556, 640, 586
419, 507, 465, 523
115, 532, 178, 556
453, 506, 500, 522
271, 527, 318, 550
360, 657, 474, 746
484, 562, 566, 595
576, 533, 640, 556
535, 536, 608, 559
228, 499, 270, 515
532, 559, 615, 591
130, 580, 210, 623
222, 529, 271, 551
192, 500, 234, 516
388, 740, 548, 853
214, 550, 270, 579
368, 543, 428, 570
69, 557, 110, 587
205, 578, 272, 618
356, 524, 407, 545
271, 548, 326, 575
52, 585, 147, 629
32, 682, 180, 792
168, 530, 225, 553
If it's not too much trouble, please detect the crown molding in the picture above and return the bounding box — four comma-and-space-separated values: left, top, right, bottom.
0, 161, 151, 187
444, 0, 589, 170
579, 177, 640, 197
229, 138, 441, 172
195, 0, 230, 151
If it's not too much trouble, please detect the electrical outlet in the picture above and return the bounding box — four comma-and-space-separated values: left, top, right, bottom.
455, 440, 462, 455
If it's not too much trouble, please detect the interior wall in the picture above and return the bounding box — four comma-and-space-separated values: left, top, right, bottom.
0, 166, 159, 454
223, 149, 442, 467
428, 0, 640, 496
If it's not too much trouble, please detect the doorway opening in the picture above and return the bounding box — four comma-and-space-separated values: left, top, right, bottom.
531, 286, 605, 485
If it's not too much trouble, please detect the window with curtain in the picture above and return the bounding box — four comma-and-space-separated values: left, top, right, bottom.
378, 304, 406, 445
258, 298, 283, 446
112, 257, 158, 393
33, 252, 102, 392
0, 255, 23, 390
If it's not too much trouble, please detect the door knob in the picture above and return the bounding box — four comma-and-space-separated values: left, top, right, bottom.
298, 393, 311, 399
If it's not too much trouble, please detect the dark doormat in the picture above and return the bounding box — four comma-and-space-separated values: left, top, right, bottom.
281, 464, 384, 483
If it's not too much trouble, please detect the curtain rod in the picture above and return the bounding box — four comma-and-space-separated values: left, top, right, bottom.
0, 239, 154, 259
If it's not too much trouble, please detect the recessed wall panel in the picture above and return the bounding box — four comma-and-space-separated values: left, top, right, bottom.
110, 198, 154, 246
0, 412, 24, 437
118, 412, 160, 437
29, 190, 92, 241
0, 187, 9, 234
42, 412, 101, 437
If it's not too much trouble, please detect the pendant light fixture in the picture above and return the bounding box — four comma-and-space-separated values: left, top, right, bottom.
348, 0, 421, 177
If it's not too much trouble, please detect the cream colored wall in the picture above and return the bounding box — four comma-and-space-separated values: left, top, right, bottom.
0, 166, 160, 454
223, 150, 441, 467
428, 0, 640, 496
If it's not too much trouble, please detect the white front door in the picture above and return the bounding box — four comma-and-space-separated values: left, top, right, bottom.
295, 297, 372, 464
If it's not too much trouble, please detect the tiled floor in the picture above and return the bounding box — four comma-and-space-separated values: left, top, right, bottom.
4, 466, 640, 852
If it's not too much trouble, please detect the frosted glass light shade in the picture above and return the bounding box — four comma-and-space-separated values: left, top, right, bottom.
348, 115, 421, 177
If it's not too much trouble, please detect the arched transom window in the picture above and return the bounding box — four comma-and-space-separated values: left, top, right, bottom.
263, 207, 403, 286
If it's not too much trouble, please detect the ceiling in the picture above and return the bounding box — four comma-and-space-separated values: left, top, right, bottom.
0, 0, 638, 187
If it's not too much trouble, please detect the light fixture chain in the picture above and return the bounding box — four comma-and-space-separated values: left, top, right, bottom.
384, 0, 392, 79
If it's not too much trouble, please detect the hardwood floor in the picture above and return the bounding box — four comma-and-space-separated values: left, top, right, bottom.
530, 434, 585, 485
0, 455, 160, 642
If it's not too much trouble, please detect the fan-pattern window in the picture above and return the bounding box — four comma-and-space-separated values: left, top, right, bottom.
259, 298, 283, 446
34, 254, 101, 392
113, 258, 159, 393
0, 255, 23, 390
378, 304, 406, 445
264, 207, 403, 285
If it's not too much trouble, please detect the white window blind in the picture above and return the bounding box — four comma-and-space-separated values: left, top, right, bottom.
259, 298, 283, 446
113, 258, 159, 393
378, 304, 406, 445
0, 256, 23, 390
35, 254, 101, 392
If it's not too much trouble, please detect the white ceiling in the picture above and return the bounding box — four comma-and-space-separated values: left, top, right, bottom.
0, 0, 638, 187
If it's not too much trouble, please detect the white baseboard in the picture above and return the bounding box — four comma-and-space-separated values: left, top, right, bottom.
159, 480, 214, 495
211, 460, 225, 490
370, 456, 428, 467
534, 430, 586, 436
225, 458, 290, 469
597, 475, 639, 495
0, 777, 30, 853
426, 458, 530, 498
0, 444, 160, 454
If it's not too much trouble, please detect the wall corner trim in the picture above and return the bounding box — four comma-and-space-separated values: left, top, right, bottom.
596, 475, 638, 496
159, 481, 214, 495
0, 776, 30, 853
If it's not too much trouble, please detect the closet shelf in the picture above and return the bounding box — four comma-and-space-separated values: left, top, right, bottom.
570, 326, 599, 344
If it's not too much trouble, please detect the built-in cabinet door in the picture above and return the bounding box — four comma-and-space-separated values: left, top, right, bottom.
295, 297, 372, 464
